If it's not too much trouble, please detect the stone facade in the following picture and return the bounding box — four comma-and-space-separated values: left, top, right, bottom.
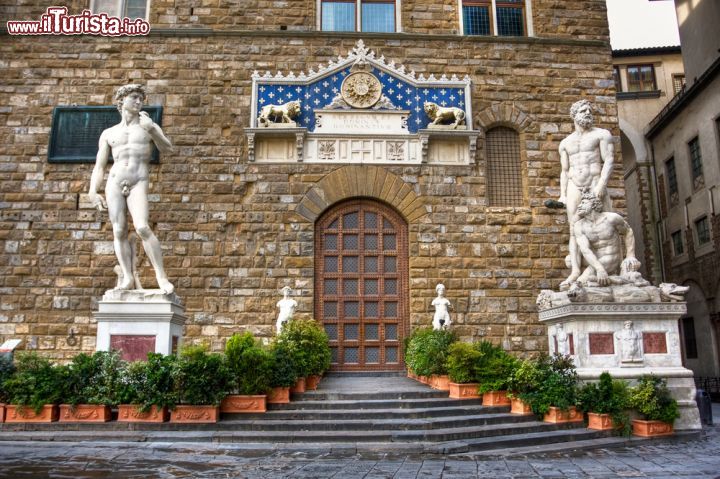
0, 0, 623, 361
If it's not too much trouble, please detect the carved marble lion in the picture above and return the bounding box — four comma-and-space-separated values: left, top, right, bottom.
258, 100, 301, 127
424, 101, 466, 129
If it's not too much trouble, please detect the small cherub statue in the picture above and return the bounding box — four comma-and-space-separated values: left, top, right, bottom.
432, 283, 452, 330
276, 286, 298, 334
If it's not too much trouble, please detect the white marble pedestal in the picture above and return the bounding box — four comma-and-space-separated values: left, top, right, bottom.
94, 289, 186, 361
539, 302, 701, 432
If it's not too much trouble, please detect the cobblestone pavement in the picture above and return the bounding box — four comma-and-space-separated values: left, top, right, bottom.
1, 405, 718, 479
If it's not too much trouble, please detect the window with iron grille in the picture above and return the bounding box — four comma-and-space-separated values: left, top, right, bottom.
695, 216, 710, 245
321, 0, 396, 32
671, 230, 684, 256
486, 127, 524, 206
665, 157, 678, 205
672, 74, 686, 95
92, 0, 148, 19
688, 137, 704, 189
462, 0, 526, 36
681, 316, 698, 359
626, 65, 657, 92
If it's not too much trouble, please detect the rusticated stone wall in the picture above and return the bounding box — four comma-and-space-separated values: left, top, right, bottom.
0, 0, 621, 360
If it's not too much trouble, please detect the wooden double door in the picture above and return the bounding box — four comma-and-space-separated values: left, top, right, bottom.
315, 199, 409, 371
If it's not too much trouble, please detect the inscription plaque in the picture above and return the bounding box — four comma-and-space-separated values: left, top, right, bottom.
110, 334, 156, 361
642, 332, 668, 354
48, 106, 162, 163
589, 332, 615, 355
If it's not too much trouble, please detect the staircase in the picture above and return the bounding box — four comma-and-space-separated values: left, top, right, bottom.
0, 373, 627, 454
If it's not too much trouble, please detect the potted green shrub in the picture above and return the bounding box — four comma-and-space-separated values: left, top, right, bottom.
117, 352, 176, 423
170, 345, 231, 423
267, 340, 298, 404
628, 375, 679, 437
576, 371, 630, 433
59, 350, 123, 422
3, 352, 62, 423
446, 341, 482, 399
276, 319, 331, 392
506, 358, 539, 415
0, 354, 17, 422
509, 354, 581, 422
404, 327, 456, 389
475, 341, 519, 406
222, 332, 272, 413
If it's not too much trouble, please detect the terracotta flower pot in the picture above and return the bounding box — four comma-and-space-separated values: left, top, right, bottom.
59, 404, 112, 423
449, 382, 481, 399
117, 404, 168, 423
290, 377, 306, 394
430, 375, 450, 391
306, 375, 322, 390
510, 397, 533, 415
482, 390, 511, 406
587, 412, 615, 430
418, 375, 430, 385
407, 371, 418, 380
220, 395, 267, 413
267, 386, 291, 404
170, 405, 220, 423
632, 419, 674, 437
543, 406, 583, 423
0, 403, 5, 423
4, 404, 58, 423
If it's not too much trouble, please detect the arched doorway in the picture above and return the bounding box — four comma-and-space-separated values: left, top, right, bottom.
315, 199, 409, 371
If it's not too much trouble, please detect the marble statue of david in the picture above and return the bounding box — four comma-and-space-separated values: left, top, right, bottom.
88, 84, 175, 294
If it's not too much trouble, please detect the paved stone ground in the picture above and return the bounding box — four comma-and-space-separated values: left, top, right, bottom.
0, 403, 718, 479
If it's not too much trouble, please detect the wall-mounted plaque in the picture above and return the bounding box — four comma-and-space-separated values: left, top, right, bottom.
589, 332, 615, 355
48, 106, 162, 163
642, 332, 668, 354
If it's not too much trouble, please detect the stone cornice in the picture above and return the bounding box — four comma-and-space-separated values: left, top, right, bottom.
538, 302, 687, 322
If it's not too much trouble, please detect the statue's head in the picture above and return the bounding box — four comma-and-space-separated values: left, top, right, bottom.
577, 190, 603, 217
281, 285, 292, 296
435, 283, 445, 295
570, 99, 593, 129
114, 84, 146, 112
424, 101, 438, 118
624, 320, 633, 329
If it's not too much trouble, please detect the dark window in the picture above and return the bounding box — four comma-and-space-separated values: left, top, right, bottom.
689, 137, 704, 188
681, 316, 697, 359
321, 0, 395, 32
665, 157, 678, 205
613, 66, 622, 92
695, 216, 710, 245
627, 65, 656, 92
92, 0, 148, 19
463, 1, 492, 35
496, 0, 525, 36
486, 127, 523, 206
48, 106, 162, 163
671, 230, 684, 256
672, 74, 686, 95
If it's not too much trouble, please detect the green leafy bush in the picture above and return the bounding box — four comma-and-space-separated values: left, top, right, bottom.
60, 351, 124, 406
3, 352, 63, 413
577, 371, 631, 434
404, 327, 456, 376
172, 345, 231, 406
276, 319, 331, 377
629, 375, 680, 424
475, 341, 520, 394
446, 342, 481, 384
507, 353, 578, 415
268, 340, 298, 388
0, 354, 16, 403
117, 353, 176, 412
225, 332, 273, 395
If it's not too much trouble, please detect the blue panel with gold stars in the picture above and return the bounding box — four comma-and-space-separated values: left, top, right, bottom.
254, 67, 469, 134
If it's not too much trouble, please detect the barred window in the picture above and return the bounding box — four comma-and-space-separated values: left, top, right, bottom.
321, 0, 397, 32
496, 0, 525, 36
672, 74, 686, 95
688, 137, 703, 184
462, 1, 491, 36
92, 0, 148, 20
486, 127, 523, 206
671, 230, 684, 256
462, 0, 527, 37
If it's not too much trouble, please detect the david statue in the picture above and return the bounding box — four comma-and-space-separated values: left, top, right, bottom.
88, 84, 175, 294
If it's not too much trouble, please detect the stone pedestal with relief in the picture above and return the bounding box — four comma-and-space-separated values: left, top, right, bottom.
539, 302, 701, 432
94, 289, 186, 361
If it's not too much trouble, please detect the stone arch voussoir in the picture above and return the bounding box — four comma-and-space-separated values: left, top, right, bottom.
295, 166, 426, 223
474, 103, 533, 133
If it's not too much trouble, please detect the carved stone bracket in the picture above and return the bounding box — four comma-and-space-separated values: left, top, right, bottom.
246, 132, 256, 162
243, 127, 308, 163
419, 133, 429, 164
295, 132, 305, 162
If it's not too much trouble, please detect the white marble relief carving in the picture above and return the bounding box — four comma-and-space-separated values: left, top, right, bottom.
615, 320, 642, 364
555, 323, 570, 356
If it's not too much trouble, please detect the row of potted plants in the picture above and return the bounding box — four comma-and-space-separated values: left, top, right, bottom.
0, 319, 332, 424
404, 328, 680, 437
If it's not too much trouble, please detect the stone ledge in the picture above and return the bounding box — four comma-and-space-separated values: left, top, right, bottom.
539, 302, 687, 322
